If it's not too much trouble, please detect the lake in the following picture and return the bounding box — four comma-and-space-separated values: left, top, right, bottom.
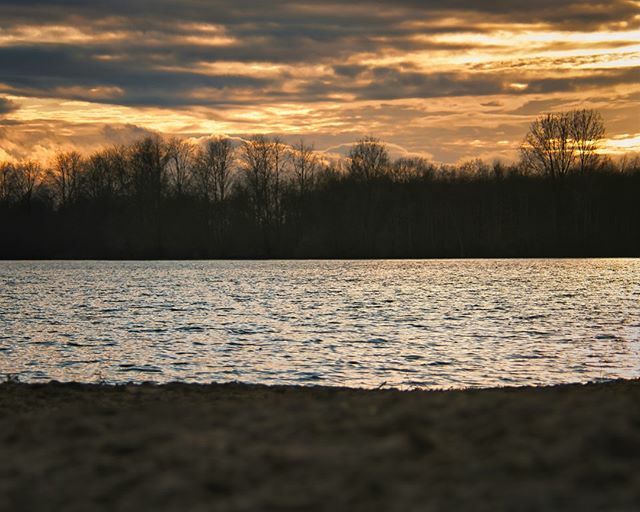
0, 259, 638, 389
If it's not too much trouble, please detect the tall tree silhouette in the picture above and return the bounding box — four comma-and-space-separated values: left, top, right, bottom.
166, 137, 195, 197
292, 139, 318, 196
520, 109, 605, 177
1, 110, 638, 260
348, 137, 389, 182
195, 137, 234, 203
570, 109, 605, 174
51, 151, 84, 206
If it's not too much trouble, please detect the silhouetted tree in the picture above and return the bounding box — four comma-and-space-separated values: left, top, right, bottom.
0, 162, 12, 203
460, 158, 491, 180
166, 137, 195, 197
348, 137, 389, 182
619, 153, 640, 174
521, 109, 606, 178
1, 116, 639, 260
85, 150, 120, 201
271, 137, 288, 226
292, 139, 318, 196
195, 137, 234, 203
241, 135, 280, 226
51, 151, 84, 206
129, 136, 168, 203
13, 160, 41, 204
390, 157, 435, 183
570, 109, 605, 174
521, 112, 574, 179
0, 162, 32, 205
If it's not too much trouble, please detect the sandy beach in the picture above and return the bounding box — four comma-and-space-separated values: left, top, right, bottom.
1, 379, 639, 511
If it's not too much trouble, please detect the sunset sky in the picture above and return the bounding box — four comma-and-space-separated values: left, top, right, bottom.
0, 0, 638, 164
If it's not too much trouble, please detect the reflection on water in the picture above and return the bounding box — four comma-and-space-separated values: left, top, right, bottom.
0, 259, 638, 389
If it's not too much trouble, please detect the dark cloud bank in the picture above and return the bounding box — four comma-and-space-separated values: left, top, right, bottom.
0, 0, 637, 108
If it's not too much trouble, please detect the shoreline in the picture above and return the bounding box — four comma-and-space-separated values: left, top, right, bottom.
2, 256, 639, 261
2, 379, 639, 510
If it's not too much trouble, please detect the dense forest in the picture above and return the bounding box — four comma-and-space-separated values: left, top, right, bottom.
1, 110, 639, 258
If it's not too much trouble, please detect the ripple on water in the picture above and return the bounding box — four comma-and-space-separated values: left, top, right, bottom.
118, 364, 163, 374
595, 333, 620, 340
175, 325, 206, 332
1, 259, 639, 388
127, 327, 168, 334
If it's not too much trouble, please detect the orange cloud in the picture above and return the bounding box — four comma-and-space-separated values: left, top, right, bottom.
0, 1, 639, 163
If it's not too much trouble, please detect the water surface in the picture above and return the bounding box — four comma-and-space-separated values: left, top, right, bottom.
1, 259, 638, 389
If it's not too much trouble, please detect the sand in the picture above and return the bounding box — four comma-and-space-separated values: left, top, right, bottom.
1, 379, 639, 511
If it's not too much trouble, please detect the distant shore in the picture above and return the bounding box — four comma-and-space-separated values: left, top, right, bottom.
1, 380, 639, 511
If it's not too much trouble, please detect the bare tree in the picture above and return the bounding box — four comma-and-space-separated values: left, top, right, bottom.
0, 162, 15, 203
195, 137, 234, 202
390, 157, 435, 183
460, 158, 490, 179
271, 137, 288, 223
619, 153, 640, 174
51, 151, 84, 206
104, 145, 131, 196
129, 136, 168, 202
82, 145, 130, 199
240, 135, 288, 226
520, 113, 574, 179
348, 137, 389, 182
291, 139, 318, 195
85, 150, 116, 200
13, 160, 42, 203
570, 109, 605, 174
241, 135, 273, 225
165, 137, 195, 196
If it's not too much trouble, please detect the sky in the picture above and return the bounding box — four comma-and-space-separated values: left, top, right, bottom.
0, 0, 638, 164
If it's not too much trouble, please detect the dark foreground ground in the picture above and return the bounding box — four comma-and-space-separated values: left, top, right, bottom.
1, 380, 639, 511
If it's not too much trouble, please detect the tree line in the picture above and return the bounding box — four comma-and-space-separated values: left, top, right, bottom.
1, 109, 639, 258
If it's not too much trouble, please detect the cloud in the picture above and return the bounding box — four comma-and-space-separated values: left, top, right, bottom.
525, 68, 640, 94
507, 98, 569, 115
0, 45, 274, 108
0, 119, 158, 162
2, 1, 638, 30
0, 0, 638, 162
0, 97, 17, 115
0, 2, 638, 108
323, 140, 434, 161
